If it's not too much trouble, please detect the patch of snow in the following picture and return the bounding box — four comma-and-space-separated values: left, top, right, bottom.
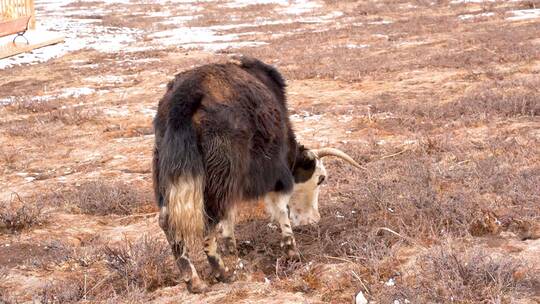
228, 0, 323, 15
278, 0, 322, 15
184, 41, 268, 51
159, 15, 201, 25
450, 0, 494, 3
2, 87, 96, 105
149, 26, 268, 51
84, 75, 126, 84
150, 27, 238, 45
506, 9, 540, 21
145, 11, 173, 18
59, 87, 96, 98
226, 0, 288, 8
385, 278, 396, 286
103, 108, 130, 117
346, 44, 369, 49
397, 40, 427, 47
339, 115, 353, 123
290, 112, 324, 122
140, 108, 157, 117
458, 12, 495, 20
0, 97, 16, 105
368, 20, 393, 25
373, 34, 389, 39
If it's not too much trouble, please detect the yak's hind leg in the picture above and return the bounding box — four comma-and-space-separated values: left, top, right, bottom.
218, 206, 237, 256
201, 136, 241, 283
159, 207, 207, 293
264, 192, 300, 259
204, 224, 235, 283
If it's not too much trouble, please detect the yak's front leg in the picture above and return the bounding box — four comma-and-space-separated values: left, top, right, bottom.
204, 225, 235, 283
158, 207, 207, 293
264, 192, 300, 259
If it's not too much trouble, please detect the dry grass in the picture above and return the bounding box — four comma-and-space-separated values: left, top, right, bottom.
46, 107, 102, 126
380, 243, 540, 303
235, 133, 538, 299
445, 76, 540, 119
2, 105, 101, 139
0, 194, 46, 233
0, 285, 16, 304
0, 147, 27, 172
2, 117, 55, 138
102, 235, 177, 292
22, 240, 102, 270
64, 181, 151, 216
1, 0, 539, 302
6, 98, 61, 114
38, 278, 88, 304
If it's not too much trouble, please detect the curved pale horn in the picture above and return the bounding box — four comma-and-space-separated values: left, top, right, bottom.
312, 148, 363, 169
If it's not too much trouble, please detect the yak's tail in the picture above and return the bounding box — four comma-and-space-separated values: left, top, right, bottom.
158, 87, 205, 244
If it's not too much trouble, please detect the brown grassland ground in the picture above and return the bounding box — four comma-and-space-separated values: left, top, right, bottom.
0, 0, 539, 303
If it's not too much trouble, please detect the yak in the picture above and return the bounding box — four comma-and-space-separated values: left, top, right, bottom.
152, 56, 360, 293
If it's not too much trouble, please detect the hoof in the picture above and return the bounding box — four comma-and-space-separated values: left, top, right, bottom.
222, 237, 237, 256
286, 247, 301, 261
217, 270, 236, 283
212, 267, 236, 284
187, 277, 208, 294
281, 236, 300, 260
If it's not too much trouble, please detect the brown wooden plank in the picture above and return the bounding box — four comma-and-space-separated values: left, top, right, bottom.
0, 34, 64, 59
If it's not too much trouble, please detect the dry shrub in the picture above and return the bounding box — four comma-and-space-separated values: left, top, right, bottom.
348, 75, 539, 133
2, 106, 99, 139
386, 244, 540, 303
222, 287, 250, 303
38, 278, 87, 304
445, 76, 540, 119
0, 194, 46, 233
2, 118, 51, 138
101, 286, 148, 304
0, 147, 26, 171
22, 240, 101, 270
6, 98, 60, 114
66, 181, 150, 216
426, 23, 540, 69
102, 236, 177, 292
46, 107, 101, 125
37, 271, 123, 303
0, 284, 16, 304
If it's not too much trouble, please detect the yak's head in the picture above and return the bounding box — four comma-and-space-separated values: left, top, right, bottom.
289, 147, 362, 226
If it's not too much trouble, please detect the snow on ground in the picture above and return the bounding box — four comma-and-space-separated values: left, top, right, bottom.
1, 0, 534, 70
0, 0, 143, 69
450, 0, 495, 4
458, 12, 495, 20
506, 9, 540, 21
0, 0, 335, 69
225, 0, 289, 8
0, 87, 96, 104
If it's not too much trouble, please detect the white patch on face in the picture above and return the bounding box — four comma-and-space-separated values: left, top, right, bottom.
289, 158, 326, 226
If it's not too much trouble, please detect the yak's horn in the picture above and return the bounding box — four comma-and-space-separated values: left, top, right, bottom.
312, 148, 363, 169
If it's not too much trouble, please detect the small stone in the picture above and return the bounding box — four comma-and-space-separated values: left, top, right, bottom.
356, 291, 368, 304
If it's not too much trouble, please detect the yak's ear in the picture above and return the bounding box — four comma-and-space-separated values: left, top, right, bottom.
292, 146, 317, 183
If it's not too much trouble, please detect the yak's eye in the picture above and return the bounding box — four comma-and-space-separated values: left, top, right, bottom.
317, 175, 326, 185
